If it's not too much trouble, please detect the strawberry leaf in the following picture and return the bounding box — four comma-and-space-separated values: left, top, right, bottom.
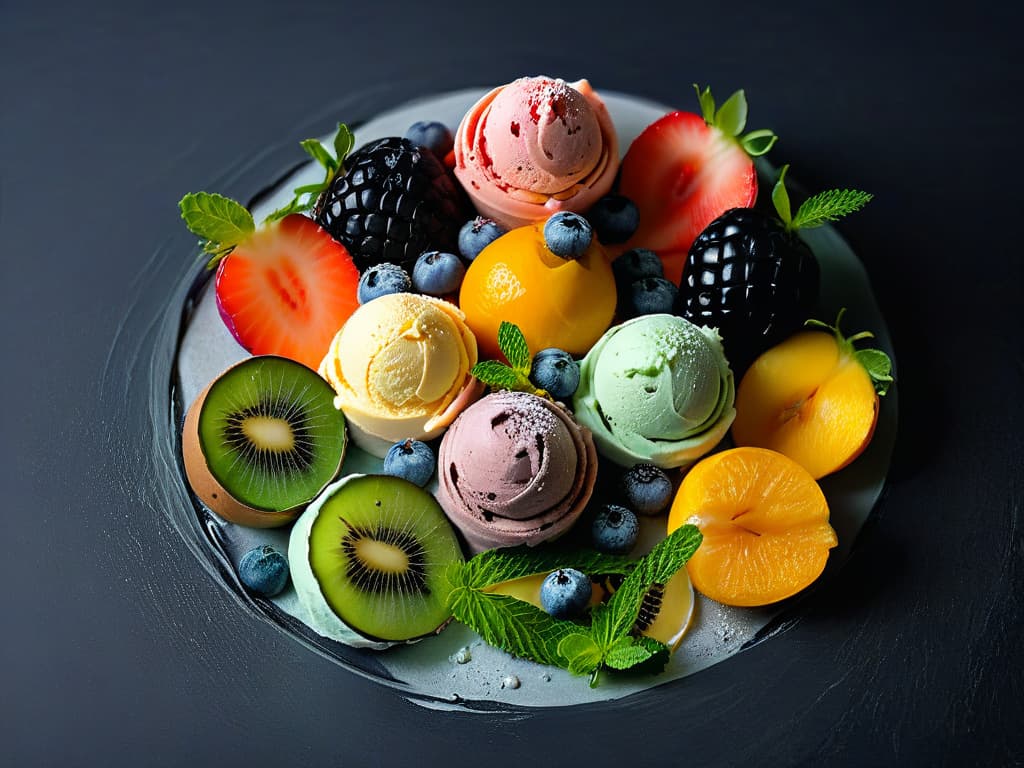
693, 84, 716, 124
715, 89, 748, 137
741, 128, 778, 157
178, 192, 254, 269
772, 165, 793, 228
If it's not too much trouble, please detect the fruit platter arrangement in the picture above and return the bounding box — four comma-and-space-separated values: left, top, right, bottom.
175, 77, 894, 706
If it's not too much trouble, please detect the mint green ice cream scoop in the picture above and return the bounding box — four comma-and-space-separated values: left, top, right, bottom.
572, 314, 735, 468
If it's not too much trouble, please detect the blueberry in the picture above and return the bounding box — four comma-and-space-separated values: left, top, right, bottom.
629, 276, 678, 316
358, 263, 411, 304
622, 464, 674, 516
543, 212, 593, 259
529, 348, 580, 399
404, 120, 454, 158
612, 248, 663, 285
383, 439, 436, 487
592, 504, 640, 554
587, 194, 639, 244
412, 251, 466, 296
238, 545, 290, 597
540, 568, 592, 619
458, 216, 507, 261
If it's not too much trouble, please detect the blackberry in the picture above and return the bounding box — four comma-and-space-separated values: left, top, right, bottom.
675, 207, 819, 371
675, 165, 872, 372
314, 137, 469, 271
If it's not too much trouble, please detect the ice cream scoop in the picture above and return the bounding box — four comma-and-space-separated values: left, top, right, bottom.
435, 391, 598, 553
454, 76, 619, 229
319, 293, 484, 457
572, 314, 735, 469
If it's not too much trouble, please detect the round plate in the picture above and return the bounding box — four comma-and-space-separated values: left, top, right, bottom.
171, 87, 897, 710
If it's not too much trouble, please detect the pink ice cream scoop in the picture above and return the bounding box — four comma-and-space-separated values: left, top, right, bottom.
454, 76, 619, 230
435, 390, 598, 553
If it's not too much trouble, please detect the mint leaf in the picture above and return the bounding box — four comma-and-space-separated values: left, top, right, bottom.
604, 524, 703, 639
790, 188, 873, 230
459, 545, 636, 590
604, 635, 662, 670
179, 192, 254, 268
498, 321, 531, 374
856, 348, 893, 395
558, 633, 604, 677
714, 89, 748, 137
448, 586, 580, 666
470, 360, 521, 390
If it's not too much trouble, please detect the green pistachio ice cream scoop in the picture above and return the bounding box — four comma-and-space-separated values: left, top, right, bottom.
572, 314, 735, 468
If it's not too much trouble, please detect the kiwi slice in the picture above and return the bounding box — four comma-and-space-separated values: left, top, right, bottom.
182, 355, 346, 528
289, 474, 464, 646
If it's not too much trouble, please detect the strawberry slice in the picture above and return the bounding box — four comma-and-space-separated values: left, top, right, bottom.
617, 87, 776, 285
215, 213, 360, 370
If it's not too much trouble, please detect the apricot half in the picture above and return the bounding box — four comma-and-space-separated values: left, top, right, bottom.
731, 319, 892, 479
668, 447, 837, 607
459, 222, 617, 359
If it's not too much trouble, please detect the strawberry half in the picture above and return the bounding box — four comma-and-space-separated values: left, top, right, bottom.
617, 86, 777, 284
215, 213, 360, 370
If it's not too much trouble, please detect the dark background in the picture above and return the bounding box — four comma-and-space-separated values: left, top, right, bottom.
2, 0, 1021, 765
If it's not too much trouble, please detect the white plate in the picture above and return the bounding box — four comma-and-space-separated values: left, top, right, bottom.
175, 87, 897, 710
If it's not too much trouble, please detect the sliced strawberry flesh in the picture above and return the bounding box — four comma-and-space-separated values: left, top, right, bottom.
617, 110, 757, 280
215, 213, 360, 370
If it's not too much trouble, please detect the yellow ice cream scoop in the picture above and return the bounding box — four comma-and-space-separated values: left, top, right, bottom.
319, 293, 484, 456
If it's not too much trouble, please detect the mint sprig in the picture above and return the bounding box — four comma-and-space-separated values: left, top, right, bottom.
470, 321, 546, 395
444, 524, 703, 686
693, 84, 777, 158
772, 165, 873, 233
265, 123, 355, 222
561, 523, 703, 686
178, 191, 255, 270
806, 308, 894, 395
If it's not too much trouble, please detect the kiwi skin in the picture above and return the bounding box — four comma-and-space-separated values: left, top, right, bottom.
181, 357, 347, 528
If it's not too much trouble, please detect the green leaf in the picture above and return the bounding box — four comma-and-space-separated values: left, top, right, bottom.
693, 84, 716, 124
178, 192, 254, 266
856, 348, 894, 395
300, 138, 338, 173
604, 636, 660, 670
332, 123, 355, 172
603, 524, 703, 639
740, 128, 778, 157
772, 165, 793, 228
558, 633, 604, 676
714, 89, 748, 137
498, 321, 531, 374
448, 586, 580, 666
470, 360, 521, 389
791, 188, 873, 230
458, 545, 636, 591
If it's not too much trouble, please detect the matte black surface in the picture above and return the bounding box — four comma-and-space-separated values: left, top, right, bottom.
2, 1, 1021, 765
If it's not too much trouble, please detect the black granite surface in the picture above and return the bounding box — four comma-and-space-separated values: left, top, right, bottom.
2, 0, 1021, 765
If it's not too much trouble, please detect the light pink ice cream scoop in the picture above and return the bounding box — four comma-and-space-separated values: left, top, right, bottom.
435, 390, 598, 553
454, 76, 619, 229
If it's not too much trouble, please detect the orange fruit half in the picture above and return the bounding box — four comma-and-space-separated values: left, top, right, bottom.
667, 447, 837, 607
